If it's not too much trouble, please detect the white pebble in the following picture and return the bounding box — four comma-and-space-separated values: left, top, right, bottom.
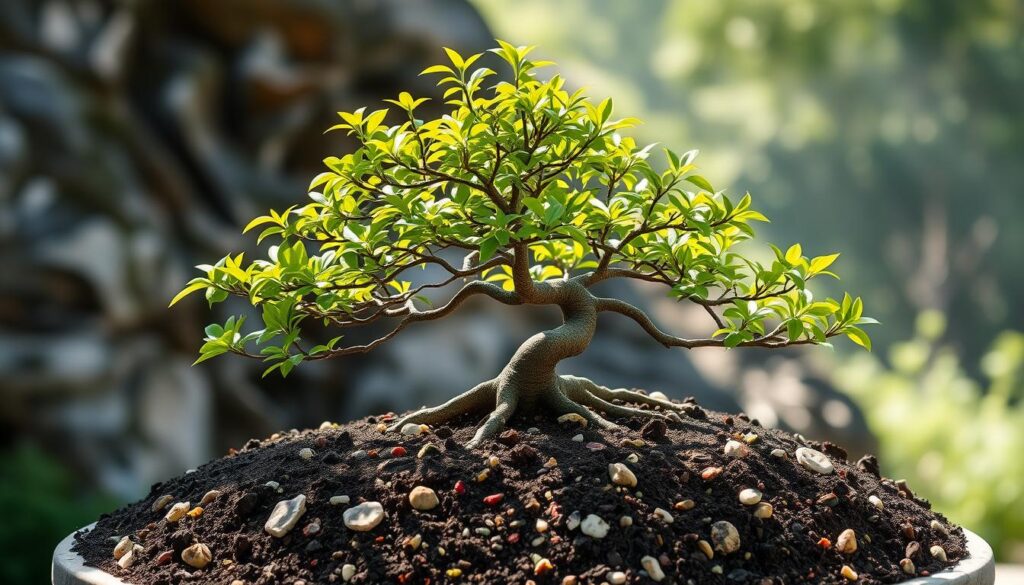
265, 494, 307, 537
298, 448, 314, 460
342, 563, 356, 581
724, 440, 750, 458
164, 502, 189, 523
869, 494, 884, 510
795, 447, 834, 475
113, 536, 133, 560
738, 488, 763, 506
641, 555, 665, 581
343, 501, 385, 532
117, 544, 142, 569
606, 571, 627, 584
400, 423, 424, 436
580, 514, 609, 539
572, 433, 584, 442
330, 495, 351, 505
608, 462, 638, 488
653, 508, 674, 523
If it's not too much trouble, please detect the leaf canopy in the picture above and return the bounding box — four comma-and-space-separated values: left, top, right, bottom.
172, 41, 874, 376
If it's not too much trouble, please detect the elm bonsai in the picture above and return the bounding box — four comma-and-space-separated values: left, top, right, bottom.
172, 41, 875, 448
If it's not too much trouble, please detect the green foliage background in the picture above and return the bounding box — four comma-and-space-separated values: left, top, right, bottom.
472, 0, 1024, 560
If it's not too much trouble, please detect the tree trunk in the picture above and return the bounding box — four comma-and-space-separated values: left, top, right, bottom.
388, 279, 683, 447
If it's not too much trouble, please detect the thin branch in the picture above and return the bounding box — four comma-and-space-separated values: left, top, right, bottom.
595, 297, 831, 349
313, 281, 521, 359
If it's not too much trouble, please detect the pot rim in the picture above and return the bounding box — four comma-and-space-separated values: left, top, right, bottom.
54, 522, 995, 585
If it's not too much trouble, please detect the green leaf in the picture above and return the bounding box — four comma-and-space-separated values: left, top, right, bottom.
685, 174, 714, 192
845, 326, 872, 351
169, 281, 208, 307
479, 236, 500, 262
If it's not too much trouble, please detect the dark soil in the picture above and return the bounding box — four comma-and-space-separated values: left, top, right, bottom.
73, 395, 967, 584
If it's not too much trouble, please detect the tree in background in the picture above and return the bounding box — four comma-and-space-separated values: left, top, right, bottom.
174, 43, 872, 446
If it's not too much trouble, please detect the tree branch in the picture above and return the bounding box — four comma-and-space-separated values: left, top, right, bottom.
595, 297, 831, 349
314, 281, 522, 359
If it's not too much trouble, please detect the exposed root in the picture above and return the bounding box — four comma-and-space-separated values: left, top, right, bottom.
573, 376, 684, 412
387, 379, 496, 432
391, 375, 684, 450
465, 385, 519, 449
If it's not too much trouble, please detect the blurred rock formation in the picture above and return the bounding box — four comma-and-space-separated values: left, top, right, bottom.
0, 0, 870, 499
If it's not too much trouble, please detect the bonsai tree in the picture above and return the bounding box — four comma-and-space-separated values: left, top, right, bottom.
172, 41, 874, 448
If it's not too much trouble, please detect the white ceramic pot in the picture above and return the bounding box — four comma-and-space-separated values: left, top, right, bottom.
54, 522, 996, 585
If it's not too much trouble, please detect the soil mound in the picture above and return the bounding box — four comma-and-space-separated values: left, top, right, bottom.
74, 396, 965, 584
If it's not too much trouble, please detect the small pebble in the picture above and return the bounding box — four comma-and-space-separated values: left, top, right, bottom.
606, 571, 627, 585
649, 391, 669, 401
711, 520, 741, 554
795, 447, 835, 475
400, 423, 427, 436
836, 529, 858, 554
608, 463, 638, 488
343, 501, 385, 532
625, 453, 639, 464
701, 466, 722, 480
164, 502, 190, 523
417, 443, 441, 458
641, 555, 665, 582
930, 545, 948, 562
901, 558, 916, 575
581, 514, 609, 539
544, 457, 558, 468
117, 545, 142, 569
265, 495, 307, 537
151, 494, 173, 513
487, 455, 500, 467
342, 564, 356, 581
566, 511, 581, 531
698, 539, 714, 559
931, 519, 949, 538
535, 558, 555, 575
841, 565, 858, 581
557, 413, 588, 427
738, 488, 762, 506
329, 495, 350, 506
390, 446, 407, 457
409, 486, 440, 511
619, 515, 633, 527
753, 502, 774, 519
113, 536, 133, 560
181, 543, 212, 569
200, 489, 222, 505
298, 448, 314, 460
869, 494, 884, 510
770, 448, 788, 459
724, 440, 749, 458
483, 493, 504, 506
572, 433, 584, 442
674, 499, 695, 511
653, 508, 674, 523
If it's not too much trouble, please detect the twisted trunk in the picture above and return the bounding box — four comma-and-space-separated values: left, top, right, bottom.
389, 279, 683, 447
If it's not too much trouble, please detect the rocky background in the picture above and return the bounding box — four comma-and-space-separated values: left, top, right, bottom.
0, 2, 869, 583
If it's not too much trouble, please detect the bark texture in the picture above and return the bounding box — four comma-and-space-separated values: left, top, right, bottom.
389, 278, 684, 448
